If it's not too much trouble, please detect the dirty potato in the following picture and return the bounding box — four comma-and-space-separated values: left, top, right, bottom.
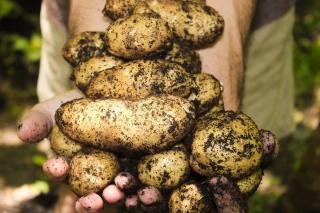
169, 182, 213, 213
62, 31, 107, 66
146, 0, 224, 47
137, 144, 190, 189
236, 169, 263, 196
103, 0, 138, 20
191, 111, 264, 178
86, 59, 194, 100
55, 95, 196, 155
68, 149, 120, 196
188, 73, 223, 115
105, 13, 173, 59
49, 125, 83, 159
73, 55, 123, 90
164, 42, 201, 74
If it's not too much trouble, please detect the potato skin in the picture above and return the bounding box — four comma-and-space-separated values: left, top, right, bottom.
49, 125, 83, 159
237, 169, 263, 196
188, 73, 223, 115
55, 95, 196, 155
105, 13, 173, 59
68, 149, 120, 196
103, 0, 138, 20
138, 144, 190, 189
164, 42, 201, 74
191, 111, 263, 178
74, 55, 123, 90
146, 0, 224, 47
86, 59, 194, 100
169, 182, 213, 213
62, 32, 107, 66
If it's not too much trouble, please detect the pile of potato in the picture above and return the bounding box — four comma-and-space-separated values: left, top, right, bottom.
49, 0, 277, 212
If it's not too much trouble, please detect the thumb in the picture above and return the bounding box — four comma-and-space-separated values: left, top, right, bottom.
17, 89, 83, 143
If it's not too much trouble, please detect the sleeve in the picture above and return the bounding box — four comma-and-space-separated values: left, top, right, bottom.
37, 0, 73, 102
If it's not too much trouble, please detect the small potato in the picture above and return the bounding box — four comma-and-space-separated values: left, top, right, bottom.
86, 59, 194, 100
103, 0, 138, 20
56, 95, 196, 155
169, 182, 213, 213
164, 42, 201, 74
105, 13, 173, 59
191, 111, 263, 179
188, 73, 223, 115
138, 144, 190, 189
146, 0, 224, 47
236, 169, 263, 196
73, 55, 123, 90
62, 32, 107, 66
68, 149, 120, 196
189, 155, 214, 177
49, 125, 83, 159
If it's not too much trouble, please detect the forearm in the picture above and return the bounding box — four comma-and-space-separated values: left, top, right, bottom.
199, 0, 256, 111
68, 0, 110, 34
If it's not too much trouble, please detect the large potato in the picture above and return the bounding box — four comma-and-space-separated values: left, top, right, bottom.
105, 13, 173, 59
55, 95, 196, 155
164, 42, 201, 74
169, 182, 213, 213
137, 144, 190, 189
86, 59, 194, 100
191, 111, 263, 178
188, 73, 223, 115
146, 0, 224, 47
74, 55, 123, 90
68, 149, 120, 196
49, 125, 83, 159
62, 31, 107, 66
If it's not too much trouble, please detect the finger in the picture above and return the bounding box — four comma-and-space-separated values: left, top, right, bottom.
114, 172, 138, 192
17, 89, 83, 143
125, 195, 139, 210
260, 129, 279, 168
42, 156, 70, 181
75, 193, 104, 213
102, 184, 125, 204
209, 176, 248, 213
137, 186, 162, 206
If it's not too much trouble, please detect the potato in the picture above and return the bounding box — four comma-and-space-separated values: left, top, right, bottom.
164, 42, 201, 74
137, 144, 190, 189
146, 0, 224, 47
62, 32, 107, 66
103, 0, 138, 20
169, 182, 213, 213
132, 1, 155, 15
191, 111, 263, 178
237, 169, 263, 196
189, 155, 214, 177
73, 55, 123, 90
68, 149, 120, 196
105, 13, 173, 59
55, 95, 196, 155
188, 73, 223, 115
86, 59, 194, 100
49, 125, 83, 159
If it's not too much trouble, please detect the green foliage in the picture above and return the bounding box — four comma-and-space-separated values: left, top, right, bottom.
0, 0, 41, 121
294, 0, 320, 108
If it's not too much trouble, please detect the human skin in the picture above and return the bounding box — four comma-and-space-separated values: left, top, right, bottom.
17, 0, 257, 212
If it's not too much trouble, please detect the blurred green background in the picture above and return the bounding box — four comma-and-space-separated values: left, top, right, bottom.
0, 0, 319, 212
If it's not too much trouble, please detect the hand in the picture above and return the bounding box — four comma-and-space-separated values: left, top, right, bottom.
17, 89, 278, 212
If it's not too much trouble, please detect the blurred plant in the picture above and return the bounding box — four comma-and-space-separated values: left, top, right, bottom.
0, 0, 41, 121
294, 0, 320, 108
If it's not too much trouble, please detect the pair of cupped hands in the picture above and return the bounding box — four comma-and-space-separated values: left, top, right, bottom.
17, 89, 277, 213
